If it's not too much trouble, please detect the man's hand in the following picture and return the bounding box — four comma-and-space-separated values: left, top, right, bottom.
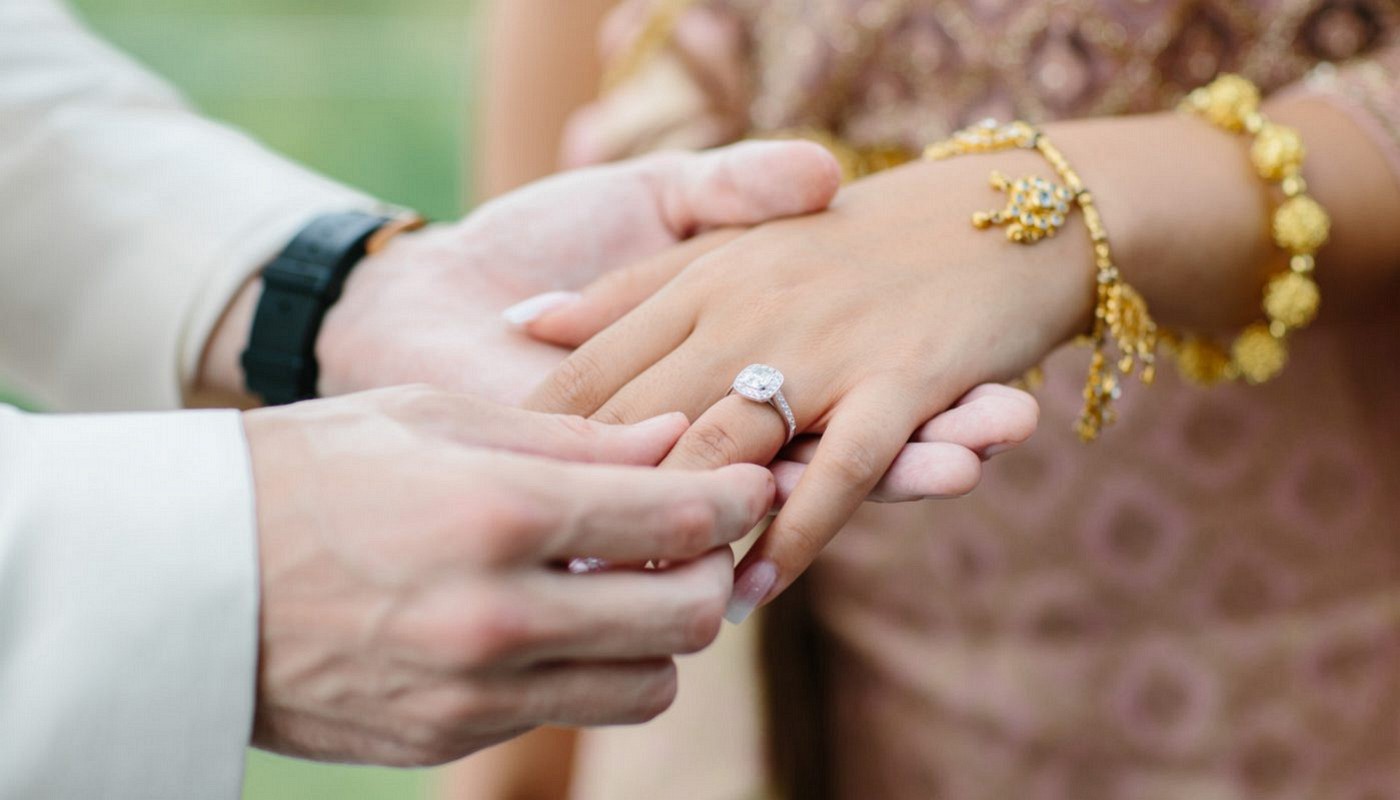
198, 141, 840, 405
243, 386, 774, 766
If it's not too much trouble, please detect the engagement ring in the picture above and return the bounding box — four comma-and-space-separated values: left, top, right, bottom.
729, 364, 797, 444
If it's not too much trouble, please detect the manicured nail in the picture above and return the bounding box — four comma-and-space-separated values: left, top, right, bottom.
725, 560, 778, 625
502, 291, 580, 326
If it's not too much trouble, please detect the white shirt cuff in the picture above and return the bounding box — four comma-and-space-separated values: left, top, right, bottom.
0, 406, 259, 799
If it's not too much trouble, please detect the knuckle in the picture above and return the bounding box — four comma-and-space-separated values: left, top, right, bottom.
778, 517, 827, 569
548, 352, 609, 412
662, 499, 718, 556
684, 422, 744, 467
599, 260, 650, 299
436, 690, 481, 728
590, 402, 634, 427
463, 525, 529, 570
629, 664, 680, 723
438, 684, 512, 733
823, 438, 883, 487
444, 597, 536, 670
552, 413, 599, 440
462, 492, 558, 566
678, 592, 727, 653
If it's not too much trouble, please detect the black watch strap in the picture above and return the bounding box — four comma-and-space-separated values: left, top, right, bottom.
241, 211, 392, 405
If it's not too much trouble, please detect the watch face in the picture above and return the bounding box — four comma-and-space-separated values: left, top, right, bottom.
732, 364, 784, 402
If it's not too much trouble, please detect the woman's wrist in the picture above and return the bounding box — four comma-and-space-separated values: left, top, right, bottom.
887, 112, 1275, 362
872, 154, 1099, 363
1040, 113, 1280, 335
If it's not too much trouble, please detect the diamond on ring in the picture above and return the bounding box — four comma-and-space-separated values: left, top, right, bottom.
730, 364, 797, 443
567, 557, 609, 574
732, 364, 784, 401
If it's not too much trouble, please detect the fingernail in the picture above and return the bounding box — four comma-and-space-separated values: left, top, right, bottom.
502, 291, 580, 326
725, 560, 778, 625
983, 443, 1013, 458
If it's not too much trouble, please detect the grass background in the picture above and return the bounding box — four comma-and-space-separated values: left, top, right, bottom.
62, 0, 484, 796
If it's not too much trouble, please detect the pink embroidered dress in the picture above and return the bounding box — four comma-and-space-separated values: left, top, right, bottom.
566, 2, 1400, 798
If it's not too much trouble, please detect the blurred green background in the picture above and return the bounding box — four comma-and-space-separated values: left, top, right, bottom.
64, 0, 483, 796
71, 0, 476, 221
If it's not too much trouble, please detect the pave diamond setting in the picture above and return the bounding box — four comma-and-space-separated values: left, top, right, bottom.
729, 364, 797, 443
732, 364, 784, 401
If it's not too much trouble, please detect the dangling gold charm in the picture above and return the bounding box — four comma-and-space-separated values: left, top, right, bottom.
971, 172, 1075, 244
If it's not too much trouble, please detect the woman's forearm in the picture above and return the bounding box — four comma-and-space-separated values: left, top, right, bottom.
1041, 99, 1400, 337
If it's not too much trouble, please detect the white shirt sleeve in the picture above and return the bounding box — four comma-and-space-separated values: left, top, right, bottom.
0, 405, 259, 799
0, 0, 378, 411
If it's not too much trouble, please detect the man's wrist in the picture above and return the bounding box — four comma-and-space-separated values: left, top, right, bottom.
194, 277, 263, 406
195, 211, 425, 407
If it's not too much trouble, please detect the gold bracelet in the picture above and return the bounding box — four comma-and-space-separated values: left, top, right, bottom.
924, 120, 1158, 442
1171, 74, 1330, 385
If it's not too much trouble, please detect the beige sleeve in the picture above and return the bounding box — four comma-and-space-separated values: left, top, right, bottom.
0, 0, 377, 411
0, 406, 259, 798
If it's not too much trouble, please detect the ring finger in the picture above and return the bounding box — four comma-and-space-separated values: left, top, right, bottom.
588, 341, 810, 470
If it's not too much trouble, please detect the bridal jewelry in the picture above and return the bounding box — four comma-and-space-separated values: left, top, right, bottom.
924, 120, 1159, 442
972, 172, 1075, 243
729, 364, 798, 444
1171, 73, 1329, 385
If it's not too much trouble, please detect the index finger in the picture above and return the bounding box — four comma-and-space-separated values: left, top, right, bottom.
523, 229, 743, 349
538, 460, 775, 563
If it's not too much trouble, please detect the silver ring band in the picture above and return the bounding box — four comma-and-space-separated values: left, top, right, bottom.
729, 364, 797, 444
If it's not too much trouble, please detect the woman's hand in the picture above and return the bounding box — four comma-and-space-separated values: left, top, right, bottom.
508, 227, 1043, 510
523, 153, 1094, 618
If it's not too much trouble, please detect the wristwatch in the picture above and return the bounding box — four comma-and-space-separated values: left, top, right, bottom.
241, 210, 425, 405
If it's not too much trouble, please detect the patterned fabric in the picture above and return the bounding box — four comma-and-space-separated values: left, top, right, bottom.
580, 2, 1400, 798
729, 0, 1398, 147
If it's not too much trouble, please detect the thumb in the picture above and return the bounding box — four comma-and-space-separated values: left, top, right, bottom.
655, 140, 842, 235
510, 228, 742, 348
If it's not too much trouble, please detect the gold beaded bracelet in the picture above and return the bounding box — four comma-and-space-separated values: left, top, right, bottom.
925, 120, 1159, 442
1171, 74, 1331, 385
